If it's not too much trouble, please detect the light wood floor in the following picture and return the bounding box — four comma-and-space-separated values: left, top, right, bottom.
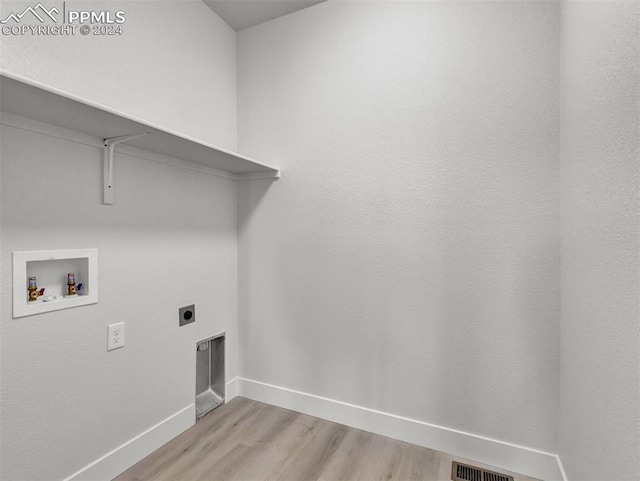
115, 397, 541, 481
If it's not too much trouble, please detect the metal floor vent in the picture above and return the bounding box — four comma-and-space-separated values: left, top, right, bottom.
451, 461, 514, 481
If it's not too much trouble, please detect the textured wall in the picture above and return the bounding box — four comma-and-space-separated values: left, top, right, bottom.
559, 2, 640, 480
0, 125, 238, 480
0, 0, 237, 150
238, 0, 561, 453
0, 2, 239, 479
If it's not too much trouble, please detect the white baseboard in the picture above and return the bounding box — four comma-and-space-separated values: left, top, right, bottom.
556, 456, 569, 481
226, 377, 239, 401
59, 380, 568, 481
63, 404, 195, 481
236, 378, 566, 481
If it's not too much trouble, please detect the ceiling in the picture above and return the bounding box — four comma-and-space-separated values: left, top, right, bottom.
203, 0, 326, 31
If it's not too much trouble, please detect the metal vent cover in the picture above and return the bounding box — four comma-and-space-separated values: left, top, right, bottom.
451, 461, 514, 481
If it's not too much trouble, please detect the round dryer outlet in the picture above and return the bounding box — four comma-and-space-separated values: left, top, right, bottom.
179, 304, 195, 326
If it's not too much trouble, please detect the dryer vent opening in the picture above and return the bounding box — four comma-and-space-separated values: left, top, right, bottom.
196, 333, 225, 418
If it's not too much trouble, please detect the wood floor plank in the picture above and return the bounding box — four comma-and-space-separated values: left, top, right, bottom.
275, 421, 350, 481
316, 428, 374, 481
236, 414, 324, 481
115, 397, 542, 481
163, 403, 287, 480
353, 434, 404, 481
392, 442, 442, 481
118, 398, 258, 481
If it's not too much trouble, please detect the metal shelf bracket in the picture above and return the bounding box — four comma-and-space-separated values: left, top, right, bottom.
103, 132, 149, 204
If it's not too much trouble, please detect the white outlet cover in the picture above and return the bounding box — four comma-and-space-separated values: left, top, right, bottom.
108, 322, 125, 351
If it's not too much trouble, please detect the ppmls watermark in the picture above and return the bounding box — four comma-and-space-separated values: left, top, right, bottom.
1, 2, 126, 36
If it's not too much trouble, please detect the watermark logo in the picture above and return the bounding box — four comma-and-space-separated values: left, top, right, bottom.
1, 2, 126, 36
1, 3, 59, 23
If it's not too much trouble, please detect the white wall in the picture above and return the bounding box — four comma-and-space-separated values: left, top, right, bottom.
0, 2, 239, 479
1, 124, 238, 480
559, 2, 640, 480
237, 0, 561, 454
3, 1, 637, 479
0, 0, 237, 150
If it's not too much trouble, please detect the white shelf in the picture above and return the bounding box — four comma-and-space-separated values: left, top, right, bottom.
0, 71, 280, 179
13, 249, 98, 318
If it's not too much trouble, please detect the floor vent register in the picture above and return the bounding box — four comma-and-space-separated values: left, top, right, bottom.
451, 461, 514, 481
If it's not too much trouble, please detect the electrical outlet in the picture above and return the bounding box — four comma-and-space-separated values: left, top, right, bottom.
179, 305, 195, 327
108, 322, 125, 351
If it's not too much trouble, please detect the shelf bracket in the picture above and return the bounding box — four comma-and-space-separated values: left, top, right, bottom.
103, 132, 149, 205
